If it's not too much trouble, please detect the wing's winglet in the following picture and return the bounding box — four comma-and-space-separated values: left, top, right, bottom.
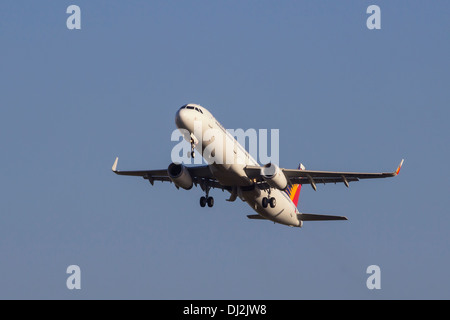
395, 159, 404, 176
112, 157, 119, 172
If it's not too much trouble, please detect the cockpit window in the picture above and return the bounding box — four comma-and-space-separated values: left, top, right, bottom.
180, 105, 203, 114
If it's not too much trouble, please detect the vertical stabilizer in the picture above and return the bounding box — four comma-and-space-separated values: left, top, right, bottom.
285, 163, 304, 207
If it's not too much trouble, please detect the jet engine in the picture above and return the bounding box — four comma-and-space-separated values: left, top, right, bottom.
262, 163, 288, 190
168, 163, 193, 190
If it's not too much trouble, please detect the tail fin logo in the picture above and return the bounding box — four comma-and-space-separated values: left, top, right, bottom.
285, 163, 304, 207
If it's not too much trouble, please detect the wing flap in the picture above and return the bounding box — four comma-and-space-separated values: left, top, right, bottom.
283, 169, 395, 180
288, 176, 360, 185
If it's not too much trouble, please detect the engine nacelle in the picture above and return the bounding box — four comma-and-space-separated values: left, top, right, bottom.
168, 163, 193, 190
262, 163, 288, 190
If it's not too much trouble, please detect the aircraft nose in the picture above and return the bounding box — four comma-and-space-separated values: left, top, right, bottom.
175, 107, 188, 129
175, 109, 181, 126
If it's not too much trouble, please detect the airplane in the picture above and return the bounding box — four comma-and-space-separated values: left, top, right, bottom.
112, 103, 403, 228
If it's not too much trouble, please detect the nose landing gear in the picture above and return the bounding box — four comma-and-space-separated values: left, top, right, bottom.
187, 134, 197, 159
187, 139, 196, 159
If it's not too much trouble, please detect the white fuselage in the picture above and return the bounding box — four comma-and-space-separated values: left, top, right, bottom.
175, 105, 302, 227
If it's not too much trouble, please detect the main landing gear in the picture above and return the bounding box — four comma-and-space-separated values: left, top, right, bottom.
200, 196, 214, 208
200, 183, 214, 208
262, 188, 276, 209
262, 197, 276, 209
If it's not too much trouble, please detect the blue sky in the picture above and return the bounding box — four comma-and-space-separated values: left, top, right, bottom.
0, 0, 449, 299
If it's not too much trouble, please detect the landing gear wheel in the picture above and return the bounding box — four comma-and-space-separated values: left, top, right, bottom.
190, 138, 196, 159
200, 196, 207, 207
269, 197, 276, 208
262, 197, 268, 208
207, 197, 214, 208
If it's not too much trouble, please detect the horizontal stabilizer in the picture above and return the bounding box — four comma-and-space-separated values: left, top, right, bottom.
247, 214, 267, 220
298, 213, 348, 221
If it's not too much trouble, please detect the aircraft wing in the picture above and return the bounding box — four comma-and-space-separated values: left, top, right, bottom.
111, 157, 227, 190
245, 159, 404, 190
